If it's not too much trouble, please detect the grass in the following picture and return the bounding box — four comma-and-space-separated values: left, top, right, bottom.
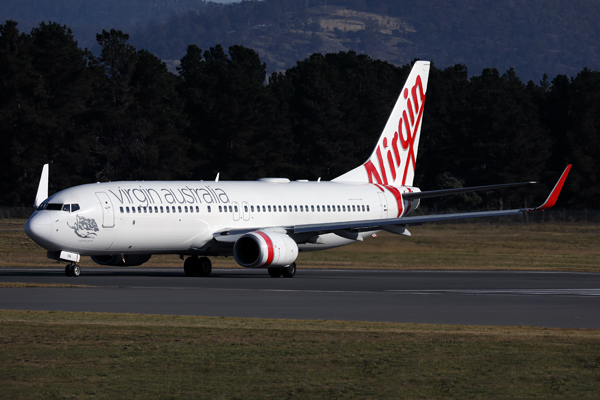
0, 310, 599, 399
3, 219, 600, 272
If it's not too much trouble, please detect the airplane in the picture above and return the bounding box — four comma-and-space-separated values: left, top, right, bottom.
24, 61, 571, 278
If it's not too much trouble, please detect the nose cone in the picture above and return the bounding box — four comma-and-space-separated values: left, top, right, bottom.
25, 212, 52, 248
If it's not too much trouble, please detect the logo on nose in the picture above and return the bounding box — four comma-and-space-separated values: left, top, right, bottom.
68, 215, 99, 239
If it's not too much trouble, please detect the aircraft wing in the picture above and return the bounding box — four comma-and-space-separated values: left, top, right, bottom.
293, 165, 572, 235
214, 165, 571, 239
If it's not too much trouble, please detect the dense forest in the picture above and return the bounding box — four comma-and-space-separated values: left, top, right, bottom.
1, 21, 599, 212
2, 0, 600, 82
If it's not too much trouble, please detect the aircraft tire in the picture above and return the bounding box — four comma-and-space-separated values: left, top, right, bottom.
65, 265, 73, 277
184, 257, 198, 277
72, 265, 81, 277
198, 257, 212, 277
268, 268, 282, 278
281, 262, 296, 278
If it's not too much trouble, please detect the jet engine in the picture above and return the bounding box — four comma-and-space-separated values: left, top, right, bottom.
233, 231, 298, 268
91, 254, 152, 266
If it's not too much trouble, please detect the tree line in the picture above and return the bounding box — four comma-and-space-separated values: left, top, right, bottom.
1, 21, 598, 211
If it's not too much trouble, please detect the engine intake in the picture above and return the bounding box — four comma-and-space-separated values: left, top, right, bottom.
91, 254, 151, 266
234, 231, 298, 268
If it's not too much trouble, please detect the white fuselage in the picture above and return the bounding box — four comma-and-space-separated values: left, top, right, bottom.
26, 179, 419, 257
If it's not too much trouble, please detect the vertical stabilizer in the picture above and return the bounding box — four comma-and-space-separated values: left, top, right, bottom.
333, 61, 430, 186
33, 164, 49, 208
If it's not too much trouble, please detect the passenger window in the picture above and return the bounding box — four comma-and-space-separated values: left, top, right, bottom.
149, 207, 153, 213
283, 205, 287, 212
251, 206, 254, 212
184, 206, 188, 213
219, 206, 222, 212
160, 206, 164, 213
300, 205, 303, 212
327, 205, 331, 212
294, 205, 298, 212
268, 205, 271, 212
155, 206, 158, 213
120, 206, 124, 213
352, 205, 356, 212
132, 207, 136, 213
137, 206, 141, 213
262, 206, 266, 212
317, 205, 320, 212
178, 206, 182, 213
311, 205, 315, 212
367, 205, 370, 212
234, 205, 238, 212
196, 206, 199, 212
337, 205, 340, 212
189, 206, 193, 213
244, 205, 248, 212
208, 206, 211, 213
126, 207, 130, 213
166, 207, 170, 213
144, 207, 147, 213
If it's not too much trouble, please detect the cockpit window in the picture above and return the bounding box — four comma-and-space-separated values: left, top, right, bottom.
71, 204, 80, 212
37, 203, 48, 211
62, 204, 70, 212
46, 203, 63, 211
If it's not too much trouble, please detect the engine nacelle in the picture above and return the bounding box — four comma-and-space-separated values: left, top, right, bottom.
233, 231, 298, 268
91, 254, 152, 266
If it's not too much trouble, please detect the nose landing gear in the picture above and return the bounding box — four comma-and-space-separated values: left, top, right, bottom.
65, 263, 81, 277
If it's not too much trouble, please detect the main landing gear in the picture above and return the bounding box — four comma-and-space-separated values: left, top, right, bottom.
268, 262, 296, 278
65, 263, 81, 277
184, 256, 212, 277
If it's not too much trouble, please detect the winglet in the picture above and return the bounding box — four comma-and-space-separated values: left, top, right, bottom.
33, 164, 49, 208
531, 165, 571, 211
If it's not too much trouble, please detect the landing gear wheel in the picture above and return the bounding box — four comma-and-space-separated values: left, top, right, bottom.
198, 257, 212, 277
184, 257, 198, 277
268, 268, 282, 278
65, 264, 80, 277
281, 262, 296, 278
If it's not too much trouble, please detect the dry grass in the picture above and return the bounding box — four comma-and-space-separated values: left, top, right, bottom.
0, 282, 94, 288
4, 219, 600, 272
0, 310, 599, 399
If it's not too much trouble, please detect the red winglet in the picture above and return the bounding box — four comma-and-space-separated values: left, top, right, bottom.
532, 165, 572, 211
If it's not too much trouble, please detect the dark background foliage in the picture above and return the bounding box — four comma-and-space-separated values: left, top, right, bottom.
0, 20, 598, 211
2, 0, 599, 82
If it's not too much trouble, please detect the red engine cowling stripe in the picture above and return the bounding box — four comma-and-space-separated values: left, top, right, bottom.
255, 231, 274, 266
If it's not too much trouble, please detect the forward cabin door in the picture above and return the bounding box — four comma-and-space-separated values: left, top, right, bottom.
95, 192, 115, 228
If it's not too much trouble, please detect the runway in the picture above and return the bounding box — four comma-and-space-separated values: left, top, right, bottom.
1, 267, 600, 328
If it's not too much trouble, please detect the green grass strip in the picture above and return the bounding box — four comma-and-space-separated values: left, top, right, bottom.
1, 310, 599, 399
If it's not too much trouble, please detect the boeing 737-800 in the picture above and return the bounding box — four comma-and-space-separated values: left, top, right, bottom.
24, 61, 571, 277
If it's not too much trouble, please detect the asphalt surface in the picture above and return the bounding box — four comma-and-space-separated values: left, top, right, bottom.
1, 267, 600, 328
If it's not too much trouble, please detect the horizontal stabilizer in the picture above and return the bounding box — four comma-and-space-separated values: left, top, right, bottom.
403, 181, 536, 201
